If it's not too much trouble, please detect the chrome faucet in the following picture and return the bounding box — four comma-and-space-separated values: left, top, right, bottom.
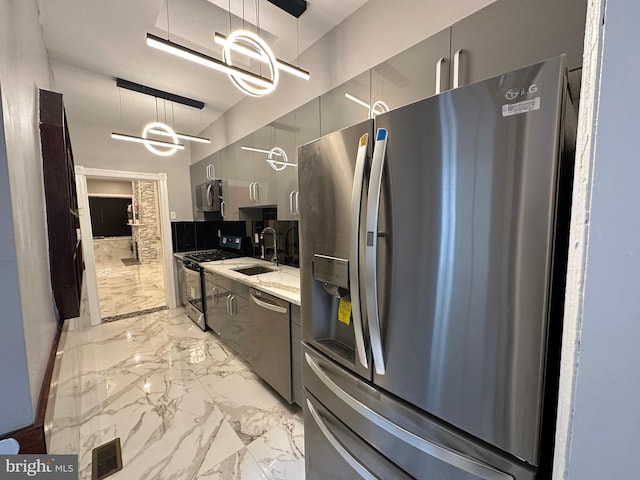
260, 227, 278, 266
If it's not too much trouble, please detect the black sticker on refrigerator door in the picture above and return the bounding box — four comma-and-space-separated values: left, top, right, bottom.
502, 97, 540, 117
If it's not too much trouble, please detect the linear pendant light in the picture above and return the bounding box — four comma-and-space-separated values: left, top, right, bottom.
148, 128, 211, 144
214, 32, 310, 80
111, 132, 185, 149
241, 146, 282, 156
344, 93, 390, 119
146, 33, 274, 89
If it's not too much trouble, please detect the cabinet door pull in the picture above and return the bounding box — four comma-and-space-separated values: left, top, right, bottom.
206, 164, 215, 180
435, 57, 446, 94
289, 191, 296, 215
453, 49, 463, 89
253, 182, 260, 203
211, 286, 218, 305
221, 201, 227, 218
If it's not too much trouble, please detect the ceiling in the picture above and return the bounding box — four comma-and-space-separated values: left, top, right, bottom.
37, 0, 369, 137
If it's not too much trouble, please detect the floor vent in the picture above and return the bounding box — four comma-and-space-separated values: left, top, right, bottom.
92, 437, 123, 480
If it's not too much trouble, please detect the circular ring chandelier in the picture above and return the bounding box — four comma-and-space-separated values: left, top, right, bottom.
142, 122, 179, 156
267, 147, 289, 171
222, 30, 279, 97
369, 100, 390, 119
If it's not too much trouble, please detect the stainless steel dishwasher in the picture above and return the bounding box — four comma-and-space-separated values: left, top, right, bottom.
249, 288, 292, 403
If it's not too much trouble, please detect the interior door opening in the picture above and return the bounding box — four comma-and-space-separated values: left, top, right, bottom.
75, 167, 177, 326
87, 178, 167, 321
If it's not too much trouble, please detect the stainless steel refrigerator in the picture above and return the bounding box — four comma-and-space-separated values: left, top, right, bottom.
297, 56, 575, 479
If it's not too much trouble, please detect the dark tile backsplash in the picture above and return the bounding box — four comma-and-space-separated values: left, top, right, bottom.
171, 220, 247, 252
171, 219, 298, 268
250, 220, 299, 268
171, 221, 196, 252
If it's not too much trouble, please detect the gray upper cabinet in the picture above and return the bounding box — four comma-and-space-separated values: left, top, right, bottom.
450, 0, 587, 88
371, 29, 451, 112
190, 151, 221, 220
220, 145, 241, 220
276, 98, 320, 220
221, 134, 277, 220
248, 126, 277, 207
320, 71, 370, 136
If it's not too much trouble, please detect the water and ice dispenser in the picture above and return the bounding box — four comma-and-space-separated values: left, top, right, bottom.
309, 254, 364, 370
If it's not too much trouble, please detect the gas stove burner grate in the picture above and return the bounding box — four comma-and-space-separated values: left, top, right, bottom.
184, 249, 240, 263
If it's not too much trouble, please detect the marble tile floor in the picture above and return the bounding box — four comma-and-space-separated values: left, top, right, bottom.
48, 307, 305, 480
96, 259, 166, 320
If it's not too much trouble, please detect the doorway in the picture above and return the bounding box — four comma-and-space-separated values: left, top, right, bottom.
75, 167, 177, 326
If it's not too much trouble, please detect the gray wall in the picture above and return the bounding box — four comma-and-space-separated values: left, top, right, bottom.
0, 0, 57, 433
70, 119, 193, 220
87, 179, 133, 196
563, 0, 640, 477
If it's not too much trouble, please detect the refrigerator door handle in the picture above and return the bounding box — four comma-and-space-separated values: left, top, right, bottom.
305, 352, 513, 480
306, 399, 377, 480
365, 128, 388, 375
349, 133, 370, 369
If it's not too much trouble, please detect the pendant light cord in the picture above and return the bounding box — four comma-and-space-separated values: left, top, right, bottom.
297, 18, 300, 68
166, 0, 170, 40
118, 87, 123, 124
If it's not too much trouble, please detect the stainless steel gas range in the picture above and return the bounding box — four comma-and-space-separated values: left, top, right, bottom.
182, 235, 244, 330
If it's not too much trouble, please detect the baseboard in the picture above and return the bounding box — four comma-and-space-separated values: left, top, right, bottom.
0, 321, 63, 453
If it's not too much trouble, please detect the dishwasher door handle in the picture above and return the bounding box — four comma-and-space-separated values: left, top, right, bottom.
250, 293, 288, 314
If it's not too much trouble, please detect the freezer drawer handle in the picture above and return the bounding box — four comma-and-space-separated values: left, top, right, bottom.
306, 399, 378, 480
364, 128, 388, 375
349, 133, 370, 369
305, 352, 513, 480
250, 292, 288, 314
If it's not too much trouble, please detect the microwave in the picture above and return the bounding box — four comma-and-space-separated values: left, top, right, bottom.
197, 180, 223, 213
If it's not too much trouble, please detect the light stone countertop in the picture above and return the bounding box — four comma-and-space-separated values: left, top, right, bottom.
201, 257, 301, 306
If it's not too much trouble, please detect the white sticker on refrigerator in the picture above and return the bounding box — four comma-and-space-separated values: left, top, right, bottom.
502, 97, 540, 117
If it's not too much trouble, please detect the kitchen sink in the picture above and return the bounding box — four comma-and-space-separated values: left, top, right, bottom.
234, 265, 276, 276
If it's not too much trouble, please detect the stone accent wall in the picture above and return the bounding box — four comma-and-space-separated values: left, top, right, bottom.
132, 181, 160, 264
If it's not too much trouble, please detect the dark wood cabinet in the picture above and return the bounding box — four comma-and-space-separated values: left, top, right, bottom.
39, 89, 83, 321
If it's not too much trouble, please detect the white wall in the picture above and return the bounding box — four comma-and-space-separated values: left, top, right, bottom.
87, 178, 132, 196
69, 120, 193, 220
557, 0, 640, 477
0, 0, 57, 433
191, 0, 495, 161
